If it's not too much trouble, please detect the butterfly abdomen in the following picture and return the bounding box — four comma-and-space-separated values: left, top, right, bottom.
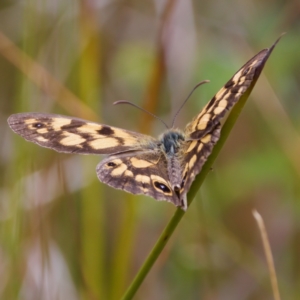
159, 130, 186, 205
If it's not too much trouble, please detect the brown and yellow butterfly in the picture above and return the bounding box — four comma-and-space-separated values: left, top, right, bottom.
7, 38, 280, 210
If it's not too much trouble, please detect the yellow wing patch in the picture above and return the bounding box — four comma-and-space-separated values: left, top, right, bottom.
89, 137, 119, 149
60, 132, 86, 146
130, 158, 154, 168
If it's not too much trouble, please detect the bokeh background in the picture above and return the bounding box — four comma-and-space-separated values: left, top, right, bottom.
1, 0, 300, 299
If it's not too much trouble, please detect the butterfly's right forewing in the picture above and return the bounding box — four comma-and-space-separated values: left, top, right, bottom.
8, 113, 155, 155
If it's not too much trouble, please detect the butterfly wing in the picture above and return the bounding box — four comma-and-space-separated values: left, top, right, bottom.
185, 39, 279, 140
97, 150, 186, 208
181, 39, 280, 197
7, 113, 156, 155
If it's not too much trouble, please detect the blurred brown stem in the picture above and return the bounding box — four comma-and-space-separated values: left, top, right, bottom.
0, 31, 97, 120
253, 210, 281, 300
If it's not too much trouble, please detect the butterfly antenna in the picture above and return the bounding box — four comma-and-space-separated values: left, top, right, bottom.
171, 80, 210, 128
113, 100, 169, 129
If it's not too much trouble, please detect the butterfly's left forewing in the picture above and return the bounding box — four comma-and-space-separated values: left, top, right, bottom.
185, 39, 280, 140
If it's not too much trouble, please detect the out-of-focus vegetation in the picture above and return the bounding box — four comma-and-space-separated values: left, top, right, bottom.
0, 0, 299, 299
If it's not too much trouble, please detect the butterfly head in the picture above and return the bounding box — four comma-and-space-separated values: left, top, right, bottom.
160, 130, 185, 155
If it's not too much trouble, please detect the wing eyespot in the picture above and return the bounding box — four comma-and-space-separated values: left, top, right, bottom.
107, 162, 116, 167
33, 122, 44, 128
154, 181, 171, 193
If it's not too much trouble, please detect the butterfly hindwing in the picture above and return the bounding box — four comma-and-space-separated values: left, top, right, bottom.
7, 113, 155, 155
97, 151, 182, 206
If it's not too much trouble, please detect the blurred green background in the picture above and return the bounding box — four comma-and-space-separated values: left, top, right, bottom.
1, 0, 299, 299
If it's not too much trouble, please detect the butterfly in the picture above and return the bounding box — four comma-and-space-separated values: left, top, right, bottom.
7, 38, 280, 211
